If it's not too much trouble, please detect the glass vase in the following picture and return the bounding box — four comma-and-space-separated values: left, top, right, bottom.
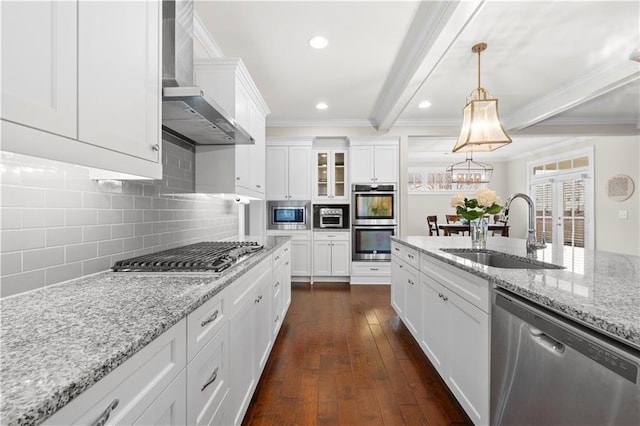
470, 217, 488, 250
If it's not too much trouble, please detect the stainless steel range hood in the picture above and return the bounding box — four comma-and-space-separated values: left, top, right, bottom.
161, 0, 254, 145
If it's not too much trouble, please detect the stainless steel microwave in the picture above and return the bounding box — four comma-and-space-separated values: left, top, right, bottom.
267, 201, 311, 230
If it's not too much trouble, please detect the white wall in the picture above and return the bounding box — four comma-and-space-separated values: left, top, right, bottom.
506, 135, 639, 255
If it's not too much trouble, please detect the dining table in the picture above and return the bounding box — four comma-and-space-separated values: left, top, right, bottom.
438, 222, 509, 237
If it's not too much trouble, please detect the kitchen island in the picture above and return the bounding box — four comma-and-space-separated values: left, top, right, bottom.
391, 235, 640, 425
0, 236, 291, 426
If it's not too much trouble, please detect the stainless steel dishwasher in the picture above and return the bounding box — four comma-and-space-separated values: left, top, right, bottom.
491, 288, 640, 425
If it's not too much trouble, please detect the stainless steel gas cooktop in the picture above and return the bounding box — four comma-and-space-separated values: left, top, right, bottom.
112, 241, 264, 273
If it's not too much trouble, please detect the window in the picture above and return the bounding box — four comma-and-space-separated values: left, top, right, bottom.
528, 149, 594, 249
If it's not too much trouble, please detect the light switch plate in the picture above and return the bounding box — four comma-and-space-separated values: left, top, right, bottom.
618, 210, 628, 219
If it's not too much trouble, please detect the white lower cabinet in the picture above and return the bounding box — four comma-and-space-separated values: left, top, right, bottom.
313, 232, 350, 277
267, 231, 311, 278
391, 241, 490, 425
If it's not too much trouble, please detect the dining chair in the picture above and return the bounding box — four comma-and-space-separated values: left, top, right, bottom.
445, 214, 465, 235
427, 215, 439, 236
492, 214, 509, 236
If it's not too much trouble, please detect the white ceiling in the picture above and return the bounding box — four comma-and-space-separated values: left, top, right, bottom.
194, 0, 640, 159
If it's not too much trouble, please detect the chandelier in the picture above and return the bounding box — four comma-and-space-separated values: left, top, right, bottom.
446, 152, 493, 184
452, 42, 511, 153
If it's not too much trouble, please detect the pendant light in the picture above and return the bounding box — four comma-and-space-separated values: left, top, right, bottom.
446, 152, 493, 184
452, 42, 511, 153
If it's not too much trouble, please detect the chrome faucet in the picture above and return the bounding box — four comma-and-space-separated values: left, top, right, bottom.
503, 193, 547, 254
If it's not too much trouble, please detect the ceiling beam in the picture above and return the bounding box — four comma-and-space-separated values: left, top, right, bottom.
504, 61, 640, 131
370, 0, 485, 133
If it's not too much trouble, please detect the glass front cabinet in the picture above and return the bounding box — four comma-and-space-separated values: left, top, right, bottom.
314, 149, 348, 202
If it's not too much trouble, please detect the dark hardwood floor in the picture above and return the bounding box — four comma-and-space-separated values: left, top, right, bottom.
243, 282, 473, 426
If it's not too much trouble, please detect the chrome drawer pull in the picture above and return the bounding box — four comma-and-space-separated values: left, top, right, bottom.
275, 314, 280, 323
275, 281, 280, 287
201, 366, 219, 392
91, 399, 119, 426
255, 295, 263, 303
370, 267, 379, 271
201, 310, 219, 327
285, 261, 290, 266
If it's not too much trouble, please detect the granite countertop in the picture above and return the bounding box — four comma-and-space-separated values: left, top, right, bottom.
0, 236, 290, 426
391, 236, 640, 352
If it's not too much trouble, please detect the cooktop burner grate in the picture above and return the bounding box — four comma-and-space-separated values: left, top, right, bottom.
112, 241, 263, 272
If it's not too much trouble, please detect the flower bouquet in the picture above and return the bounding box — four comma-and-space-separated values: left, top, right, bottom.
450, 189, 503, 249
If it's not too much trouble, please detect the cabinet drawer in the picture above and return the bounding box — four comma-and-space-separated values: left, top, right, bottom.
187, 322, 230, 426
229, 257, 270, 314
187, 286, 228, 362
351, 262, 391, 276
44, 320, 186, 426
313, 232, 349, 241
391, 242, 418, 268
420, 253, 489, 313
273, 242, 291, 268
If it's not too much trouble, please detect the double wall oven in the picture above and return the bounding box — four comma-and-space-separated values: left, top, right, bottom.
351, 184, 397, 261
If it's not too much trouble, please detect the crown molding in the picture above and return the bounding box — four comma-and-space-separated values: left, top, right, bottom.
266, 118, 375, 128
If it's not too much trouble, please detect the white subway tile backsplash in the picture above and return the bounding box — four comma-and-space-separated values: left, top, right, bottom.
82, 256, 112, 276
83, 225, 112, 243
46, 227, 83, 247
1, 229, 45, 252
45, 190, 82, 208
98, 210, 123, 225
1, 252, 22, 276
45, 263, 82, 285
0, 140, 239, 297
83, 192, 112, 209
1, 186, 46, 208
22, 209, 65, 228
112, 224, 134, 239
66, 209, 97, 226
1, 209, 21, 230
66, 243, 98, 262
98, 240, 123, 257
1, 270, 45, 298
23, 247, 64, 271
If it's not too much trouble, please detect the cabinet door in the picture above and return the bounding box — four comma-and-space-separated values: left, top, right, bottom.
445, 289, 489, 425
373, 145, 398, 183
403, 265, 420, 338
420, 273, 446, 372
291, 240, 311, 275
249, 102, 266, 194
350, 146, 375, 183
134, 372, 186, 426
1, 0, 77, 138
330, 241, 350, 275
266, 146, 289, 200
229, 297, 255, 426
314, 150, 330, 200
253, 273, 273, 377
313, 241, 332, 276
332, 150, 348, 200
272, 267, 285, 336
390, 258, 405, 317
187, 323, 230, 426
288, 146, 312, 199
78, 1, 160, 162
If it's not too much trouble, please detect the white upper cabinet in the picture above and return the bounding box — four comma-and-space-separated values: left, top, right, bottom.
266, 139, 312, 200
349, 138, 399, 184
78, 1, 160, 163
313, 149, 349, 202
1, 0, 162, 179
194, 59, 269, 197
1, 0, 77, 138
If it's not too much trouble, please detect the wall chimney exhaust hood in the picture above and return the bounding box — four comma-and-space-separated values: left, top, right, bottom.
161, 0, 254, 145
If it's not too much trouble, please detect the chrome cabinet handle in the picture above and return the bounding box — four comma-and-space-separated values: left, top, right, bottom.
255, 295, 263, 303
274, 314, 280, 323
275, 281, 280, 287
284, 247, 289, 252
201, 366, 219, 392
407, 254, 414, 259
394, 247, 400, 252
91, 399, 119, 426
370, 267, 379, 271
201, 310, 219, 327
275, 255, 280, 261
236, 177, 240, 180
285, 261, 290, 266
256, 184, 261, 188
151, 144, 160, 152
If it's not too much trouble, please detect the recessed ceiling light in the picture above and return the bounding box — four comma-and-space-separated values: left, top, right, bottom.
309, 36, 328, 49
418, 100, 432, 109
316, 102, 328, 110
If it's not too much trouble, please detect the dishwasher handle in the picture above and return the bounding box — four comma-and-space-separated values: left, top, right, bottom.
495, 290, 639, 384
529, 326, 566, 354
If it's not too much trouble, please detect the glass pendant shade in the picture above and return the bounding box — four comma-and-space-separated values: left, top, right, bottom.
446, 154, 493, 184
452, 42, 511, 153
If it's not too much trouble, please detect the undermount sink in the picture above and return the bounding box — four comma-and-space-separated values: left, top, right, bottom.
440, 249, 564, 270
